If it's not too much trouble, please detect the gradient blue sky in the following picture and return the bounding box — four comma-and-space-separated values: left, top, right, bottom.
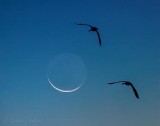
0, 0, 160, 126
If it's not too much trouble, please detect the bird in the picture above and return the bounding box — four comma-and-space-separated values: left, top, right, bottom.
108, 81, 139, 99
75, 23, 102, 46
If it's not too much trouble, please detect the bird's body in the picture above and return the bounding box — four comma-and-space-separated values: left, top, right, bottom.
75, 23, 102, 46
108, 81, 139, 99
89, 26, 98, 31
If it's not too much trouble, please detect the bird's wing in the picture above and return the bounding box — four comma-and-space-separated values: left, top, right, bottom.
95, 31, 102, 46
75, 23, 92, 27
130, 84, 139, 99
108, 81, 126, 84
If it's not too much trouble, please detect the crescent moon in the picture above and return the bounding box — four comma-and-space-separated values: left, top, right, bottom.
47, 77, 82, 93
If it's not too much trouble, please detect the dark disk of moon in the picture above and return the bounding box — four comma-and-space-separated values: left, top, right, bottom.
47, 53, 87, 93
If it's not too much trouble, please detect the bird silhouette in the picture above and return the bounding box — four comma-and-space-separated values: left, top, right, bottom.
75, 23, 102, 46
108, 81, 139, 99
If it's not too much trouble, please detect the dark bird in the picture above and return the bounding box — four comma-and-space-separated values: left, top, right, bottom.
75, 23, 102, 46
108, 81, 139, 99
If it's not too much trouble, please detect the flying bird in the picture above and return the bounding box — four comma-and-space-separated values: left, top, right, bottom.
108, 81, 139, 99
75, 23, 102, 46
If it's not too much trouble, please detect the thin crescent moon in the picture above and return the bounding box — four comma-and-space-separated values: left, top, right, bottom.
47, 77, 82, 93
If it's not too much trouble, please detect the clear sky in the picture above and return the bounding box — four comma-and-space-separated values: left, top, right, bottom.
0, 0, 160, 126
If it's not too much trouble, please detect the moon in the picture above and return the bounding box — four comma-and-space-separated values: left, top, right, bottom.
47, 77, 82, 93
47, 53, 87, 93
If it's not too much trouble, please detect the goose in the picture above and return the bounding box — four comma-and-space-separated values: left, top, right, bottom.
75, 23, 102, 46
108, 81, 139, 99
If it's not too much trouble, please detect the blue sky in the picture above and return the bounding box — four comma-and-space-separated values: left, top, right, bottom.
0, 0, 160, 126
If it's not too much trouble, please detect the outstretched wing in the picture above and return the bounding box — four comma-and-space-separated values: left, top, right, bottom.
75, 23, 92, 27
130, 84, 139, 99
108, 81, 126, 84
95, 31, 102, 46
